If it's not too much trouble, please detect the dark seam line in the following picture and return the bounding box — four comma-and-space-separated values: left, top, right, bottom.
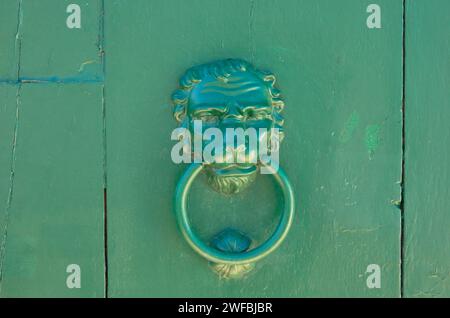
400, 0, 407, 298
0, 77, 104, 84
102, 84, 108, 298
103, 187, 108, 298
99, 0, 108, 299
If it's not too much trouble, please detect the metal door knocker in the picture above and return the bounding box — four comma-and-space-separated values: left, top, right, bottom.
171, 59, 295, 278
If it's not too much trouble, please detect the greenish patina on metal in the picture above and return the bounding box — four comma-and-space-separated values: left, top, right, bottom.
172, 59, 285, 195
172, 59, 294, 278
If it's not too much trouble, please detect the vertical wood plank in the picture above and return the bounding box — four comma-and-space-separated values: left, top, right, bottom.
0, 84, 104, 297
404, 0, 450, 297
106, 0, 403, 297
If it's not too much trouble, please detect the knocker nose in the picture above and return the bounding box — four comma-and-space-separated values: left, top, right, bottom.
223, 100, 243, 120
225, 143, 248, 160
221, 114, 243, 125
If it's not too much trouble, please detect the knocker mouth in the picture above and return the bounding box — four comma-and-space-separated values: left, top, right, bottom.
204, 163, 258, 195
210, 164, 258, 177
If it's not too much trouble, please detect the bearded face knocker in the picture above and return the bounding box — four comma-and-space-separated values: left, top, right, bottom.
171, 59, 295, 279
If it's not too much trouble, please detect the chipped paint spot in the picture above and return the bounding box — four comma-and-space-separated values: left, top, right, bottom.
391, 199, 401, 208
339, 111, 360, 143
365, 125, 381, 158
78, 60, 97, 73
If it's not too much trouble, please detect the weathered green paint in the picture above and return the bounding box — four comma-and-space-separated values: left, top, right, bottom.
3, 0, 450, 298
19, 0, 103, 81
0, 85, 104, 297
0, 1, 20, 80
404, 0, 450, 298
105, 0, 402, 297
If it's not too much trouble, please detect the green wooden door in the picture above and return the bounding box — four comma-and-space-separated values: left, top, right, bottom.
0, 0, 448, 298
105, 0, 402, 297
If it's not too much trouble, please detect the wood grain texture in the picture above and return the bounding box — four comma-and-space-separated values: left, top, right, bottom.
0, 85, 105, 297
404, 0, 450, 297
105, 0, 403, 297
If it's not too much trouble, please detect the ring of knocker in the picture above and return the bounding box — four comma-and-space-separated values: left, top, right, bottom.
175, 162, 294, 276
171, 59, 295, 278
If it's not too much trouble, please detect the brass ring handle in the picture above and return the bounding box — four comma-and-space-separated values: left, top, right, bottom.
174, 162, 295, 268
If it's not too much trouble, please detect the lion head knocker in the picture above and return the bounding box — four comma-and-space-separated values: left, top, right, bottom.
172, 59, 285, 195
171, 59, 294, 279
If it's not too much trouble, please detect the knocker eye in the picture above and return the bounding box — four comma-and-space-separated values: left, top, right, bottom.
244, 109, 254, 119
246, 110, 269, 121
195, 113, 219, 123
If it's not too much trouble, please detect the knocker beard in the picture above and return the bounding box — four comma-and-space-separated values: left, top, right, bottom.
205, 167, 258, 195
